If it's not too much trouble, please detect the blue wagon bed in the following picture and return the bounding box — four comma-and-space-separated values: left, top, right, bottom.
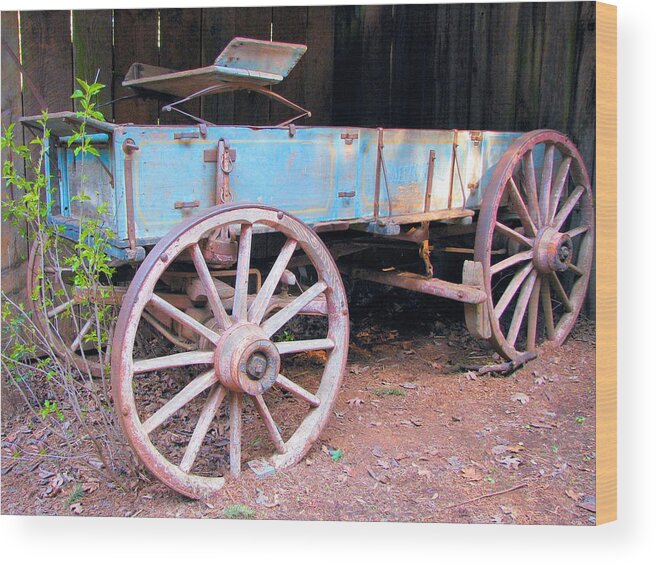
22, 37, 595, 499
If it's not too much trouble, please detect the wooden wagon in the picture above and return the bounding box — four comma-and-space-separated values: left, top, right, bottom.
22, 38, 594, 498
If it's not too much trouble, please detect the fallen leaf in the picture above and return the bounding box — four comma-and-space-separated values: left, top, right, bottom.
367, 468, 390, 484
447, 456, 465, 470
577, 495, 596, 513
466, 371, 478, 381
461, 466, 483, 481
400, 382, 418, 389
255, 489, 280, 508
497, 456, 521, 470
511, 393, 530, 405
491, 445, 509, 456
410, 417, 423, 427
347, 397, 365, 407
565, 489, 583, 502
376, 458, 390, 470
417, 468, 432, 479
69, 502, 83, 515
507, 444, 525, 453
82, 482, 99, 494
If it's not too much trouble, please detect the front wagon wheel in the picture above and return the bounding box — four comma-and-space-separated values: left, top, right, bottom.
474, 130, 594, 360
111, 204, 349, 499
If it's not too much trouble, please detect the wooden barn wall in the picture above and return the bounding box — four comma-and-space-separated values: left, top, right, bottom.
1, 3, 596, 315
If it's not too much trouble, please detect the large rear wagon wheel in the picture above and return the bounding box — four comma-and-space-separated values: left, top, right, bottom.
474, 130, 594, 360
111, 204, 349, 499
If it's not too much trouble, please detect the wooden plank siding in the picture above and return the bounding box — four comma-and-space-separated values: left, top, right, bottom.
72, 10, 114, 121
1, 11, 27, 299
1, 4, 597, 315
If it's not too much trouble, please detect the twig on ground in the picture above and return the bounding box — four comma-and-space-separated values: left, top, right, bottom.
441, 483, 529, 511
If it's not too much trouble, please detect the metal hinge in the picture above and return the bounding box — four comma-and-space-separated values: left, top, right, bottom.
340, 132, 359, 145
470, 131, 483, 146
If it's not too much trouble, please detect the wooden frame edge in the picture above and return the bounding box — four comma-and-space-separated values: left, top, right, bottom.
595, 1, 617, 525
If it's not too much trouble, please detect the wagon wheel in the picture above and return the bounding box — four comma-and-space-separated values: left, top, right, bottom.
474, 130, 594, 360
27, 235, 112, 376
111, 204, 349, 499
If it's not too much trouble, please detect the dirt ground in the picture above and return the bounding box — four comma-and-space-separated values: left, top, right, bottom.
1, 288, 596, 525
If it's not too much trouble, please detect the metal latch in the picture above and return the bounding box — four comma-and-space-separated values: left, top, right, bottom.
340, 132, 359, 145
470, 131, 482, 146
174, 200, 200, 209
174, 124, 208, 140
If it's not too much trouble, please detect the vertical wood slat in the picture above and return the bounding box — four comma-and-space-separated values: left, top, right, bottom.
72, 10, 114, 121
233, 7, 272, 125
305, 6, 334, 125
1, 11, 27, 296
201, 7, 236, 125
113, 9, 159, 125
538, 1, 581, 131
271, 6, 307, 125
332, 5, 363, 125
514, 2, 546, 131
20, 11, 73, 115
483, 3, 521, 130
433, 3, 474, 129
568, 2, 596, 316
159, 8, 202, 125
360, 4, 393, 127
390, 4, 437, 129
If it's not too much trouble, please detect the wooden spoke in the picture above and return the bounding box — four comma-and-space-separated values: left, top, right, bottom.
565, 225, 589, 239
46, 298, 76, 319
548, 157, 572, 224
253, 395, 286, 453
275, 374, 321, 407
540, 276, 555, 341
190, 243, 232, 330
149, 293, 220, 345
494, 221, 533, 248
69, 316, 94, 352
229, 392, 243, 477
507, 177, 537, 237
521, 150, 541, 228
180, 385, 227, 473
142, 370, 217, 434
261, 281, 328, 337
526, 276, 542, 352
548, 273, 573, 312
568, 263, 585, 277
248, 238, 297, 325
539, 143, 555, 224
133, 350, 214, 375
507, 270, 538, 347
275, 338, 335, 355
490, 249, 533, 276
494, 262, 534, 318
553, 185, 585, 231
232, 224, 253, 323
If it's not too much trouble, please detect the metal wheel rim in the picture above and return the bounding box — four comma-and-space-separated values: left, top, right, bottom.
111, 204, 349, 499
474, 130, 595, 360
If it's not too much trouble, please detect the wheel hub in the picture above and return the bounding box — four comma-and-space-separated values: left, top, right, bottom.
213, 323, 280, 395
533, 227, 573, 274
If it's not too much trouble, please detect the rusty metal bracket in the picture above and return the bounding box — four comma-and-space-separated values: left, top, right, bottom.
419, 239, 434, 278
122, 138, 140, 255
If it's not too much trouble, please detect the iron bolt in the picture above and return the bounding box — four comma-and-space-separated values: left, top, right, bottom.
246, 354, 267, 380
